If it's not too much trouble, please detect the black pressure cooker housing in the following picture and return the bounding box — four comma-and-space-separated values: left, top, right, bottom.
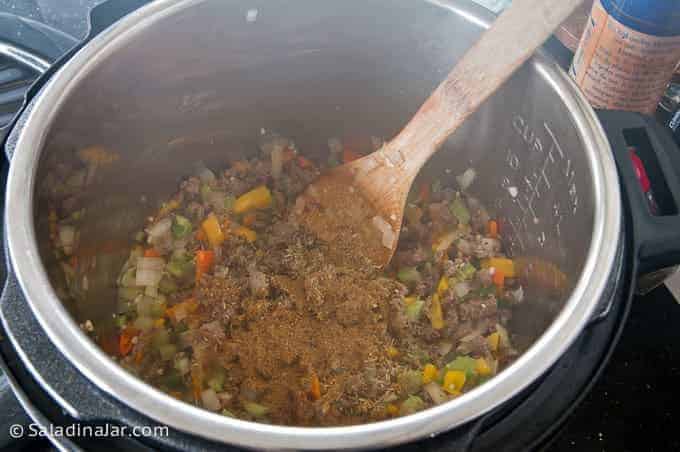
1, 1, 679, 450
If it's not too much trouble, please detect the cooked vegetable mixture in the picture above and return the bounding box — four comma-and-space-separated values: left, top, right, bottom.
45, 133, 531, 426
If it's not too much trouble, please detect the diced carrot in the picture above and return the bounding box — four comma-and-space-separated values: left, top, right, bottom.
242, 212, 257, 227
154, 318, 165, 328
488, 220, 498, 238
119, 327, 139, 356
144, 248, 161, 258
69, 255, 78, 268
493, 269, 505, 288
418, 182, 431, 203
195, 250, 215, 282
342, 147, 362, 163
297, 155, 314, 169
310, 372, 321, 400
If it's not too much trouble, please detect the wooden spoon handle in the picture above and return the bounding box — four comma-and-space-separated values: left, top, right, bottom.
384, 0, 584, 177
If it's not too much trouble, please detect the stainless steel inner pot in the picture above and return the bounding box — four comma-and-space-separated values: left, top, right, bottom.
5, 0, 621, 449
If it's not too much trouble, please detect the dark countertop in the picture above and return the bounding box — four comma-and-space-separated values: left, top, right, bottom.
553, 286, 680, 452
1, 2, 679, 451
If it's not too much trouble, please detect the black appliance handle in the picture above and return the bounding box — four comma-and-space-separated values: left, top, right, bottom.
597, 110, 680, 275
2, 0, 151, 151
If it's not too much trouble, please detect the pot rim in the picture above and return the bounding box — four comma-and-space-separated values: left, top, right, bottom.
5, 0, 622, 449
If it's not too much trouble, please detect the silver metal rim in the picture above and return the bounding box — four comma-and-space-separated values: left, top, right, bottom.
5, 0, 622, 449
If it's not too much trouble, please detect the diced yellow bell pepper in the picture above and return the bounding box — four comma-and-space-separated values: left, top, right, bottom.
387, 346, 400, 358
234, 226, 257, 243
437, 276, 450, 296
442, 370, 466, 394
386, 403, 399, 416
404, 296, 417, 306
481, 257, 516, 278
233, 186, 272, 214
487, 332, 500, 352
422, 364, 439, 384
201, 213, 225, 247
430, 294, 444, 330
475, 358, 492, 377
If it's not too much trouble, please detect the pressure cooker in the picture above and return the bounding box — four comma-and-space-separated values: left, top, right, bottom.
1, 0, 680, 450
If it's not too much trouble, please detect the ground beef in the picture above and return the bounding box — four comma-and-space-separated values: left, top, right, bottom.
458, 297, 498, 322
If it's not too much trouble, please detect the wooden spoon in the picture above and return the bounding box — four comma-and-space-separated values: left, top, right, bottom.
294, 0, 584, 268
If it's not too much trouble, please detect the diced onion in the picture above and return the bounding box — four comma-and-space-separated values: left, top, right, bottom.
438, 341, 453, 356
201, 388, 222, 411
456, 168, 476, 190
59, 225, 76, 255
135, 257, 164, 287
195, 161, 216, 183
511, 286, 524, 303
372, 216, 396, 249
174, 356, 190, 375
248, 268, 268, 296
424, 382, 448, 405
454, 281, 471, 298
147, 218, 172, 243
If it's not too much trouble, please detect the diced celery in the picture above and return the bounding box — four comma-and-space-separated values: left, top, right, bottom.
449, 198, 471, 225
172, 215, 193, 239
152, 329, 170, 348
119, 287, 143, 302
159, 371, 184, 389
456, 263, 477, 281
398, 371, 423, 396
133, 316, 154, 331
399, 395, 425, 416
243, 401, 269, 418
405, 299, 425, 322
397, 267, 421, 284
224, 195, 236, 211
159, 275, 178, 295
200, 184, 212, 203
445, 356, 477, 379
167, 258, 193, 278
208, 369, 226, 392
114, 314, 128, 328
159, 344, 177, 361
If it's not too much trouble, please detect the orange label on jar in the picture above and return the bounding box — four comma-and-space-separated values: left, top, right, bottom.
570, 0, 680, 114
